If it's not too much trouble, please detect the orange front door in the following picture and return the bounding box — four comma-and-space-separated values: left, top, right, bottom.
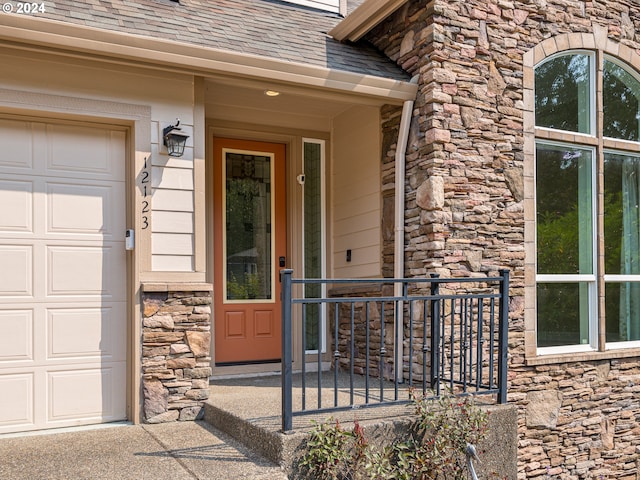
213, 138, 286, 365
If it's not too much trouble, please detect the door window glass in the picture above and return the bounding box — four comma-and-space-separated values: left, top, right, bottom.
303, 141, 324, 351
224, 151, 273, 301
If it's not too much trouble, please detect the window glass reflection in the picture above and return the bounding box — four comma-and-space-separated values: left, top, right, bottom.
535, 54, 591, 134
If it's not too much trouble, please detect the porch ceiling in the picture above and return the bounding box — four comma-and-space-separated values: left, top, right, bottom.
205, 78, 372, 131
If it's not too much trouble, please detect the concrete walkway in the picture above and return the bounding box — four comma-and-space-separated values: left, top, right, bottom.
0, 421, 287, 480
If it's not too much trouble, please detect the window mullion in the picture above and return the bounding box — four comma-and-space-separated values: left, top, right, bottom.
579, 153, 594, 346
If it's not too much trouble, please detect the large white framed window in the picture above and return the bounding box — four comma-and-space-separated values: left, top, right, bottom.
535, 141, 597, 352
535, 51, 640, 353
603, 151, 640, 347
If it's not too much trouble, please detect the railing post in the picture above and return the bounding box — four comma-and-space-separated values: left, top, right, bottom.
281, 269, 294, 432
429, 273, 440, 393
497, 269, 510, 404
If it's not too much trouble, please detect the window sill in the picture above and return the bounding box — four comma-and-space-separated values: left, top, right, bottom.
525, 347, 640, 365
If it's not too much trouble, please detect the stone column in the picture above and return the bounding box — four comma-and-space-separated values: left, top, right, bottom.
141, 283, 213, 423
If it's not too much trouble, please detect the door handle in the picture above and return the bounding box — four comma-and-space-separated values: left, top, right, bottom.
279, 256, 286, 268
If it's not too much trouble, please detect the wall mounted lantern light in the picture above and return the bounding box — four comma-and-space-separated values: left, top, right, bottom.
162, 119, 189, 157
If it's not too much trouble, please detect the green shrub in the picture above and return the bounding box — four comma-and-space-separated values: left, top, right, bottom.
299, 390, 488, 480
300, 419, 353, 479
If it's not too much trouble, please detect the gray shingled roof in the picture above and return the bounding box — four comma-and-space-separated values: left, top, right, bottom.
35, 0, 408, 81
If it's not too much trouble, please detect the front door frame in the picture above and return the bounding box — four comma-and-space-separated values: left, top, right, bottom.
212, 137, 286, 365
207, 125, 331, 376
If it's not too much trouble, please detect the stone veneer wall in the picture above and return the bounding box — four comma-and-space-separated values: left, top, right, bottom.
366, 0, 640, 478
141, 284, 212, 423
329, 283, 397, 378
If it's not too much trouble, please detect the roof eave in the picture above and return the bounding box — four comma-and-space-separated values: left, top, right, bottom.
0, 14, 417, 103
330, 0, 409, 42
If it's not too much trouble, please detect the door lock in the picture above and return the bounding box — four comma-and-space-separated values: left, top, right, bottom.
279, 256, 286, 268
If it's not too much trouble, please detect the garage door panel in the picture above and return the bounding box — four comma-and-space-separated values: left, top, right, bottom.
47, 181, 123, 236
0, 309, 33, 363
0, 373, 34, 428
48, 306, 126, 360
48, 246, 121, 297
48, 365, 125, 422
46, 125, 125, 180
0, 245, 33, 297
0, 180, 33, 232
0, 118, 33, 170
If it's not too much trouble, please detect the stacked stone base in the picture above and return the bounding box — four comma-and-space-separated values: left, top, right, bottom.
141, 284, 213, 423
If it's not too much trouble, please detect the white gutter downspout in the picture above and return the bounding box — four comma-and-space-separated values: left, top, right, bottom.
395, 75, 419, 378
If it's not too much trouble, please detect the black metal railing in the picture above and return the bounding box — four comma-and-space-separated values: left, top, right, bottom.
280, 270, 510, 432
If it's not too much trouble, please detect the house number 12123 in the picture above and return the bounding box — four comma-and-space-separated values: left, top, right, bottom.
140, 155, 150, 229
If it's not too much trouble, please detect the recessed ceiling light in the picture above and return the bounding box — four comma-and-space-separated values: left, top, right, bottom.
264, 90, 280, 97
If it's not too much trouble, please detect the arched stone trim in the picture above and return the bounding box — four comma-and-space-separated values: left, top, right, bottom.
522, 27, 640, 360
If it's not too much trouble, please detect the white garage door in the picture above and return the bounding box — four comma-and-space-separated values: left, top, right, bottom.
0, 117, 127, 434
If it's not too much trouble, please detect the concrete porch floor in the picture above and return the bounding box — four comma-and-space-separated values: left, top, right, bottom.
204, 371, 420, 474
208, 371, 417, 429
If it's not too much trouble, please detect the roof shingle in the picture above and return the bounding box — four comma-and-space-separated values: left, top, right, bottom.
36, 0, 408, 81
